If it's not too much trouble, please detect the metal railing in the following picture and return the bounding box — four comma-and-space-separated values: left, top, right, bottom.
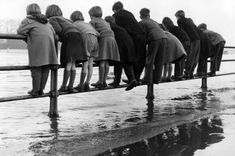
0, 33, 234, 117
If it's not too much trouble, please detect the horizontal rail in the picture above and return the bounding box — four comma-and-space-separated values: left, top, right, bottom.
1, 71, 235, 103
0, 84, 128, 103
224, 46, 235, 49
0, 33, 26, 40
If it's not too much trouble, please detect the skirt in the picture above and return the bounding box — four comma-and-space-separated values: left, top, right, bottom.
95, 36, 120, 62
60, 32, 87, 67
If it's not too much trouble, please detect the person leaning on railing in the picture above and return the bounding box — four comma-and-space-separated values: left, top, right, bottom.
198, 23, 226, 76
17, 3, 59, 97
45, 4, 87, 93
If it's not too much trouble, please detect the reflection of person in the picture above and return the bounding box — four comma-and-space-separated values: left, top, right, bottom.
198, 23, 226, 76
104, 16, 138, 91
17, 3, 59, 96
162, 17, 190, 81
70, 11, 100, 91
89, 6, 120, 89
45, 5, 87, 93
138, 8, 167, 85
112, 1, 146, 83
175, 10, 200, 79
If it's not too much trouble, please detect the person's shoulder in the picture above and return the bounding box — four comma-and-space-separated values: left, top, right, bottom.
20, 17, 34, 25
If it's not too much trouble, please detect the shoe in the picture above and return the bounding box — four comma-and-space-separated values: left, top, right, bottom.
160, 78, 167, 83
189, 74, 194, 79
166, 78, 173, 82
84, 82, 90, 91
28, 90, 39, 97
91, 82, 99, 87
173, 76, 183, 81
122, 79, 129, 84
125, 80, 138, 91
58, 86, 67, 92
67, 86, 77, 93
74, 84, 84, 92
108, 81, 120, 88
94, 82, 105, 89
38, 90, 44, 96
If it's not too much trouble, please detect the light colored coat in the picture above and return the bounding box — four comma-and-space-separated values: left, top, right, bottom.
164, 31, 187, 64
17, 18, 59, 67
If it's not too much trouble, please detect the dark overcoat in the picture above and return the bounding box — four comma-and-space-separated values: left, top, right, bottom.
110, 23, 136, 63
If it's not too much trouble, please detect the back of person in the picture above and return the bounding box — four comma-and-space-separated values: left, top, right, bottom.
113, 9, 145, 37
73, 21, 99, 36
139, 18, 166, 42
48, 16, 79, 39
177, 17, 200, 41
17, 15, 58, 67
90, 18, 114, 38
164, 31, 186, 64
204, 29, 225, 45
169, 26, 190, 43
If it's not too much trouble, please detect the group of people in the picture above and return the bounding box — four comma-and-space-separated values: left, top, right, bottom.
16, 1, 225, 97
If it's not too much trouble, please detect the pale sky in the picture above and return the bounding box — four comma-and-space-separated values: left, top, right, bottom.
0, 0, 234, 45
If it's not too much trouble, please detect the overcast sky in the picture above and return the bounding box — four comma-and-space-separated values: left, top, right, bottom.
0, 0, 234, 45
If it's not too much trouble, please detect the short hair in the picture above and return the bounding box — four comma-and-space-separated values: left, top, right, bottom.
70, 11, 84, 22
140, 8, 150, 18
89, 6, 102, 17
26, 3, 41, 15
162, 17, 174, 29
198, 23, 207, 30
104, 16, 116, 24
45, 4, 63, 18
175, 10, 185, 18
112, 1, 123, 12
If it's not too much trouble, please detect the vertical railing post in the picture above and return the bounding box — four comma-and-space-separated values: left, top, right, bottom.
49, 67, 59, 117
146, 84, 154, 100
201, 59, 208, 89
49, 41, 59, 117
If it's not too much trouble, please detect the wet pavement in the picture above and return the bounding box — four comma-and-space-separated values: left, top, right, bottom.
0, 50, 235, 155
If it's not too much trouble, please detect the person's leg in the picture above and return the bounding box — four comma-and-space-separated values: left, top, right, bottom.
29, 67, 41, 96
216, 42, 225, 71
103, 61, 109, 87
133, 36, 146, 82
67, 61, 77, 92
143, 40, 161, 84
60, 62, 72, 91
162, 64, 167, 82
174, 62, 181, 78
189, 40, 200, 78
124, 63, 138, 91
153, 39, 166, 84
167, 64, 173, 82
110, 63, 122, 87
40, 65, 50, 95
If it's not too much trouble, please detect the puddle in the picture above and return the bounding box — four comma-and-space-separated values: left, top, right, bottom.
97, 116, 224, 156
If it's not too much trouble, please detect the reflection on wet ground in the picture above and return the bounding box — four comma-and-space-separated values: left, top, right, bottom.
0, 72, 235, 155
97, 116, 224, 156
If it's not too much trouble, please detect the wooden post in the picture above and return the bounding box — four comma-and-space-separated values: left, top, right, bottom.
146, 84, 154, 100
201, 59, 208, 89
49, 67, 59, 117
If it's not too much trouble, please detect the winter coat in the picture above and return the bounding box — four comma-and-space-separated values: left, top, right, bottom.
164, 32, 187, 64
17, 14, 59, 67
110, 23, 136, 63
